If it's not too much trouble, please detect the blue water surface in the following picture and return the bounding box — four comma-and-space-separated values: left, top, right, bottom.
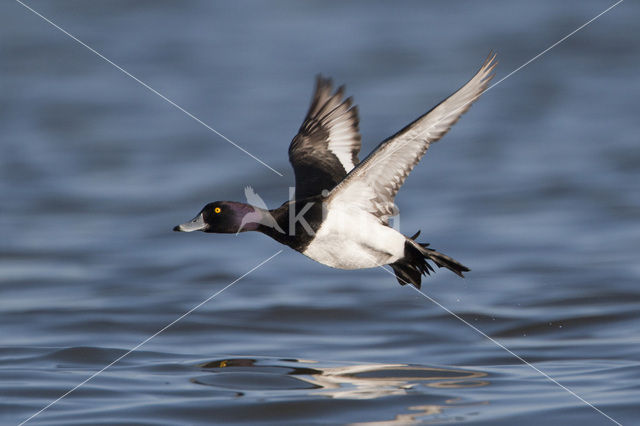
1, 1, 639, 425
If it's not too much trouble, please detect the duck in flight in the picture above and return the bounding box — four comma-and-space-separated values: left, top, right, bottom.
175, 53, 497, 288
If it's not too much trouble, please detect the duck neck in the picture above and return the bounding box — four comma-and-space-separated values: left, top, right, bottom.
232, 202, 270, 233
253, 206, 290, 241
257, 199, 324, 252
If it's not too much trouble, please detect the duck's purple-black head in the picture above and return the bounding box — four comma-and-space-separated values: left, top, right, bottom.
173, 202, 259, 234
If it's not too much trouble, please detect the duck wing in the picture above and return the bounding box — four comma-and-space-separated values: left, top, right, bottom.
288, 76, 362, 200
328, 53, 497, 224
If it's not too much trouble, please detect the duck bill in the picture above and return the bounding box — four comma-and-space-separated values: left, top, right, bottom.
173, 213, 208, 232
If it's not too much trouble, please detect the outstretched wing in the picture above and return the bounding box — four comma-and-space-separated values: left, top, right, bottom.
288, 76, 362, 200
329, 53, 497, 223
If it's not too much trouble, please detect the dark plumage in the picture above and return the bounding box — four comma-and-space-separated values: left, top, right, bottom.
289, 76, 362, 199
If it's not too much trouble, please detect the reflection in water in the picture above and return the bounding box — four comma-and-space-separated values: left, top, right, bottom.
198, 357, 489, 424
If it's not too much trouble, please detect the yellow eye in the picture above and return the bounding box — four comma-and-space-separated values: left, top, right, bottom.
214, 207, 221, 214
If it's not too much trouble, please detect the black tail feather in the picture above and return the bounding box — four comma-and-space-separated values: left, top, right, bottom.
422, 247, 470, 278
390, 231, 469, 289
390, 263, 422, 288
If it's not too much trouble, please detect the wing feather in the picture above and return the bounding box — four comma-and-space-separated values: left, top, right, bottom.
329, 53, 497, 223
289, 76, 362, 200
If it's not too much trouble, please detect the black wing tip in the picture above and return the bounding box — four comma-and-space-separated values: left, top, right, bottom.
342, 96, 354, 111
314, 75, 349, 99
316, 74, 333, 86
480, 51, 498, 83
483, 50, 498, 67
313, 75, 335, 102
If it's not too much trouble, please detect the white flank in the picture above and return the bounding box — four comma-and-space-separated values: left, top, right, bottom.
303, 207, 405, 270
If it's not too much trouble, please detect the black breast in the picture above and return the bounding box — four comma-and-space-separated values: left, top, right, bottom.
260, 195, 325, 252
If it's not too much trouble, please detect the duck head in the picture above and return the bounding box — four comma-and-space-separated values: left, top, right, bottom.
173, 201, 260, 234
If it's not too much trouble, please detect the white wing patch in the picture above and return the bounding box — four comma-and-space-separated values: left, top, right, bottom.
288, 77, 362, 199
325, 103, 360, 173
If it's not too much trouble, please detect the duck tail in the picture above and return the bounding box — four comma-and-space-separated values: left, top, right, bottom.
390, 230, 470, 289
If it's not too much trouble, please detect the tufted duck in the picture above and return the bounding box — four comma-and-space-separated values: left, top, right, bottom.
174, 53, 497, 288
